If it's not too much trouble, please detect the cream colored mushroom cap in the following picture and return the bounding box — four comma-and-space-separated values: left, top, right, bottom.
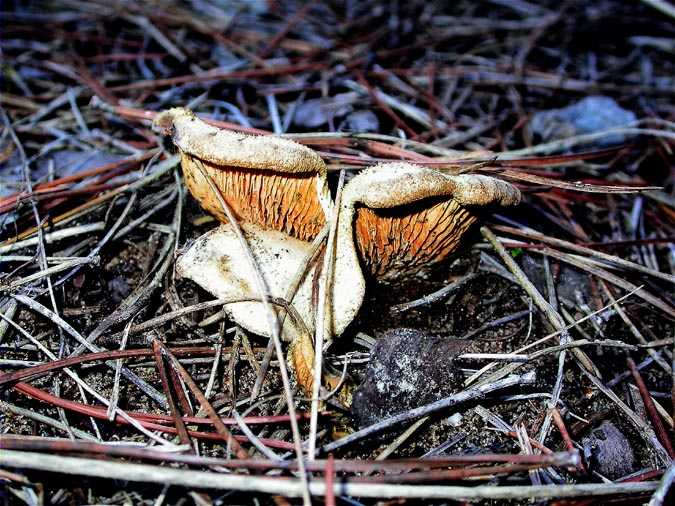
176, 223, 361, 339
345, 162, 521, 208
153, 107, 325, 174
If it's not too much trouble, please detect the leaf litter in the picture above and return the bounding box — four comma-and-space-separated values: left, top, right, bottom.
0, 1, 674, 504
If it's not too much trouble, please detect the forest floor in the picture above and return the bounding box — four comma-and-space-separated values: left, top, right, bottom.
1, 1, 674, 505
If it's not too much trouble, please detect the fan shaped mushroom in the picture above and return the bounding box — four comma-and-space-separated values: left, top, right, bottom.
155, 108, 521, 341
330, 162, 521, 329
349, 162, 521, 279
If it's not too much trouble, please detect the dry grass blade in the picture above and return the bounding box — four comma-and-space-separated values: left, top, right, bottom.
540, 248, 675, 318
152, 339, 192, 447
309, 169, 346, 459
480, 227, 597, 375
0, 451, 660, 500
494, 225, 675, 284
498, 169, 662, 193
190, 158, 311, 505
154, 339, 249, 460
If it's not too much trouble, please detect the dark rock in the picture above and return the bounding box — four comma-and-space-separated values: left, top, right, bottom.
1, 149, 125, 231
293, 92, 358, 128
108, 276, 131, 304
521, 253, 590, 306
582, 421, 636, 479
351, 328, 468, 428
0, 149, 124, 198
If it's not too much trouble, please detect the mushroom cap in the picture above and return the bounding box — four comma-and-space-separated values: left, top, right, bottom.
346, 162, 521, 279
176, 223, 361, 339
154, 107, 325, 173
154, 107, 329, 241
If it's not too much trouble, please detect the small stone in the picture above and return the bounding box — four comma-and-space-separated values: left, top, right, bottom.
351, 328, 467, 428
293, 92, 358, 128
582, 421, 636, 479
446, 413, 463, 427
108, 277, 131, 304
529, 96, 636, 146
520, 253, 591, 307
341, 110, 379, 133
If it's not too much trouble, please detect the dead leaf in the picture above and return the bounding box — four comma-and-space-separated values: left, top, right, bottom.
289, 331, 314, 397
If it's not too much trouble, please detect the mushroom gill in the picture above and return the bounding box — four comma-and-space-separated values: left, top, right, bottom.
351, 163, 521, 279
355, 198, 473, 279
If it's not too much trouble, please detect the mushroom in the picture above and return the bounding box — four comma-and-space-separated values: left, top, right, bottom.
155, 108, 521, 341
154, 108, 347, 339
330, 162, 521, 330
349, 162, 521, 280
154, 107, 330, 239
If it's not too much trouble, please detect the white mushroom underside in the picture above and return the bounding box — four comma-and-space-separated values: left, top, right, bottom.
176, 224, 362, 339
176, 224, 314, 338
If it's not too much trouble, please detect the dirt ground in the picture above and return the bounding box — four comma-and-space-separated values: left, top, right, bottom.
1, 1, 674, 505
